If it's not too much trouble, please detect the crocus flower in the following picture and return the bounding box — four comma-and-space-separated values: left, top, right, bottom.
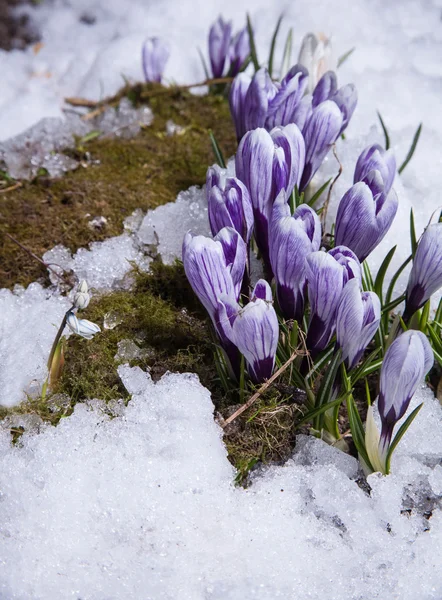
220, 280, 279, 383
377, 330, 433, 462
73, 280, 90, 310
312, 71, 357, 136
298, 32, 335, 93
208, 16, 232, 78
66, 312, 101, 340
305, 246, 361, 356
236, 125, 305, 270
334, 180, 398, 262
214, 227, 247, 300
229, 66, 308, 141
142, 38, 170, 83
229, 26, 250, 76
207, 171, 254, 243
299, 100, 343, 191
335, 279, 381, 370
270, 193, 321, 321
354, 143, 396, 194
404, 222, 442, 321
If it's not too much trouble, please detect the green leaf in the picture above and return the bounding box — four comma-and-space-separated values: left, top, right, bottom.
419, 300, 431, 332
399, 123, 422, 174
377, 110, 390, 150
305, 346, 335, 381
385, 254, 412, 306
197, 47, 210, 80
239, 354, 246, 404
346, 393, 372, 469
297, 394, 346, 427
314, 350, 342, 430
268, 14, 283, 78
362, 261, 374, 292
79, 130, 101, 144
385, 404, 423, 474
381, 293, 406, 315
434, 296, 442, 326
209, 130, 226, 168
337, 47, 355, 68
374, 245, 396, 302
350, 348, 381, 384
246, 14, 260, 72
279, 27, 293, 78
427, 322, 442, 356
409, 208, 417, 255
307, 178, 332, 208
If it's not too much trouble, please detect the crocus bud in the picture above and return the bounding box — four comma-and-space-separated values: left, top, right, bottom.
377, 330, 433, 461
208, 16, 232, 78
264, 65, 309, 130
334, 181, 399, 262
335, 279, 381, 370
331, 83, 357, 136
229, 72, 252, 141
354, 143, 396, 194
404, 222, 442, 321
207, 173, 254, 243
66, 312, 101, 340
73, 280, 90, 310
214, 227, 247, 301
305, 247, 361, 356
182, 232, 236, 321
236, 125, 305, 270
226, 280, 279, 383
298, 33, 335, 93
270, 193, 321, 321
206, 164, 224, 189
300, 100, 343, 191
142, 38, 170, 83
312, 71, 337, 107
243, 68, 275, 133
229, 26, 250, 76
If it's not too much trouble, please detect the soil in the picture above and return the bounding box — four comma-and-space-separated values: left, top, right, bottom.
0, 0, 39, 51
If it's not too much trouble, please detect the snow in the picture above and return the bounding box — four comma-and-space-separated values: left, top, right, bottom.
0, 0, 441, 596
0, 370, 440, 599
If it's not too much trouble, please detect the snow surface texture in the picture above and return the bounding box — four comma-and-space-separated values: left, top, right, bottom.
0, 368, 441, 599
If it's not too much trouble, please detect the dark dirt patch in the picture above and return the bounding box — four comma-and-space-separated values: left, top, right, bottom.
0, 0, 39, 51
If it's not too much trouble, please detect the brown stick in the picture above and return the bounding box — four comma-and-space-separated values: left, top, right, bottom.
2, 231, 66, 283
221, 351, 299, 429
0, 182, 22, 194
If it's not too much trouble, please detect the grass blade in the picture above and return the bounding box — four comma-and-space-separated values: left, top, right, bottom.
279, 27, 293, 78
297, 395, 346, 427
246, 14, 260, 72
268, 14, 283, 78
307, 178, 332, 208
385, 255, 412, 306
350, 348, 381, 384
385, 403, 423, 474
435, 297, 442, 325
197, 47, 210, 80
374, 245, 396, 302
209, 130, 226, 168
362, 261, 374, 292
399, 123, 422, 174
409, 208, 417, 255
377, 110, 390, 150
337, 47, 355, 68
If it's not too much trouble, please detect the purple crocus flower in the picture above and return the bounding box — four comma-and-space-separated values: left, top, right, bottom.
220, 280, 279, 383
229, 26, 250, 76
142, 38, 170, 83
214, 227, 247, 300
206, 169, 254, 243
208, 16, 232, 78
236, 125, 305, 271
270, 192, 321, 321
312, 72, 357, 135
404, 222, 442, 321
378, 330, 433, 460
354, 143, 396, 194
299, 100, 343, 191
229, 66, 309, 141
334, 180, 399, 262
305, 246, 361, 357
335, 279, 381, 370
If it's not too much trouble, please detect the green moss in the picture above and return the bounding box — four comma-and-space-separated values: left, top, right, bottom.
0, 86, 237, 289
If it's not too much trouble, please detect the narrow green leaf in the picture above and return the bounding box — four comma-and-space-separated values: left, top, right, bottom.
377, 110, 390, 150
246, 14, 260, 71
350, 348, 381, 384
399, 123, 422, 174
79, 130, 101, 144
365, 378, 371, 406
381, 293, 406, 315
314, 350, 342, 431
427, 322, 442, 356
435, 296, 442, 325
305, 346, 335, 381
362, 261, 374, 292
197, 47, 210, 80
385, 404, 423, 474
419, 300, 431, 332
209, 130, 226, 168
409, 208, 417, 255
297, 395, 345, 427
268, 14, 283, 78
346, 394, 372, 469
279, 27, 293, 78
307, 178, 332, 208
337, 47, 355, 68
374, 246, 396, 301
239, 354, 246, 404
385, 254, 412, 306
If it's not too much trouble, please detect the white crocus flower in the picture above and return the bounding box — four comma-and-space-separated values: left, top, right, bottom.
298, 32, 335, 93
66, 312, 100, 340
73, 280, 90, 310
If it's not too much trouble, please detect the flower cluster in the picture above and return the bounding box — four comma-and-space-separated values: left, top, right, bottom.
208, 16, 250, 79
182, 17, 441, 476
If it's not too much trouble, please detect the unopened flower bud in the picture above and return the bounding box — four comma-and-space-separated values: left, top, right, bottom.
73, 280, 90, 310
66, 312, 100, 339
